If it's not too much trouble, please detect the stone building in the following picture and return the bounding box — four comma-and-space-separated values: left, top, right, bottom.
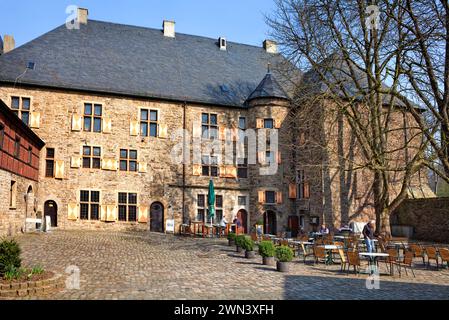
0, 8, 431, 235
0, 99, 45, 236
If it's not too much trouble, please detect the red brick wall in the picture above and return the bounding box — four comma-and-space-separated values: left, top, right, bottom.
0, 112, 40, 181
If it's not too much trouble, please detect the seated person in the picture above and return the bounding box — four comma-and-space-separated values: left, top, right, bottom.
319, 224, 330, 234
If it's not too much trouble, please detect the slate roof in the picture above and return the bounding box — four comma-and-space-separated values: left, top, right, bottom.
0, 20, 293, 107
246, 71, 290, 103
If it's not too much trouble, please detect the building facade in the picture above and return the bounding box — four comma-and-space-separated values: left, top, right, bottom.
0, 9, 430, 236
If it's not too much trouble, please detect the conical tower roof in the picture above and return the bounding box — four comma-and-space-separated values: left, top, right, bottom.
246, 71, 290, 103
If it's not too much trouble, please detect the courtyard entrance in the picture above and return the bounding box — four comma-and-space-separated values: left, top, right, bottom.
150, 202, 164, 233
44, 200, 57, 227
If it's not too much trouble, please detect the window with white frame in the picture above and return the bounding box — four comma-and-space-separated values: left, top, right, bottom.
80, 190, 100, 220
11, 96, 30, 125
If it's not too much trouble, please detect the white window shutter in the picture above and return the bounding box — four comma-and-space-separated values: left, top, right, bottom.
138, 162, 147, 173
102, 118, 112, 133
67, 203, 78, 221
70, 156, 81, 168
55, 160, 65, 179
138, 206, 149, 223
130, 120, 139, 136
158, 124, 168, 139
71, 114, 82, 131
30, 112, 41, 128
100, 205, 108, 221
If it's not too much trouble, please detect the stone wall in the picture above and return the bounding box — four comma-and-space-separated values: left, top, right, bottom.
391, 197, 449, 243
0, 169, 39, 237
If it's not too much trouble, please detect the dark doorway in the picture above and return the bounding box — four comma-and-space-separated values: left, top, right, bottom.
150, 202, 164, 233
264, 211, 277, 235
288, 215, 299, 237
44, 200, 57, 227
236, 209, 248, 234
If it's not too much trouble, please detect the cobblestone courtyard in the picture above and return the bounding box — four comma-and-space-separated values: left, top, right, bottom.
7, 230, 449, 300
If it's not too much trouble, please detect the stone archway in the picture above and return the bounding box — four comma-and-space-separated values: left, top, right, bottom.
44, 200, 58, 227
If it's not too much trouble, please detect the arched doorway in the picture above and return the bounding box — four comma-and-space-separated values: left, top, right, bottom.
25, 186, 34, 218
150, 202, 164, 233
264, 210, 277, 235
236, 209, 248, 234
44, 200, 57, 227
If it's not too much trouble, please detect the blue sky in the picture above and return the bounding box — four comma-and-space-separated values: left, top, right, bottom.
0, 0, 276, 48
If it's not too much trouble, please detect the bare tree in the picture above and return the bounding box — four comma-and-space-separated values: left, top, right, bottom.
267, 0, 430, 233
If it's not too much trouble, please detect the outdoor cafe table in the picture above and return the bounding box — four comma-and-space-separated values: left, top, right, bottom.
319, 245, 342, 265
359, 252, 390, 275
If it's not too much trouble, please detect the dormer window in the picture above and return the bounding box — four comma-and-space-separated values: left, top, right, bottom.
219, 37, 227, 51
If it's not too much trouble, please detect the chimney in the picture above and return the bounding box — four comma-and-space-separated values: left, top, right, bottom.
218, 37, 227, 51
163, 20, 175, 38
1, 35, 15, 54
78, 8, 88, 25
263, 40, 278, 54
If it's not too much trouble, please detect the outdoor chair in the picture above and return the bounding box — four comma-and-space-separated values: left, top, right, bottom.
425, 246, 440, 269
409, 244, 426, 265
313, 246, 327, 265
346, 251, 361, 275
280, 239, 289, 247
396, 250, 416, 277
338, 248, 349, 272
384, 248, 400, 275
299, 243, 314, 263
438, 248, 449, 269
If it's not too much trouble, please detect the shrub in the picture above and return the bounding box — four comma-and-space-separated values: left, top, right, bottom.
258, 241, 275, 257
276, 246, 293, 262
235, 235, 246, 247
227, 232, 237, 241
0, 238, 21, 276
3, 265, 25, 281
31, 265, 44, 275
241, 236, 254, 251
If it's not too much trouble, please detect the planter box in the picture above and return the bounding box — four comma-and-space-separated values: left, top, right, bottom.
262, 256, 275, 266
276, 261, 289, 272
236, 246, 243, 253
228, 239, 235, 246
245, 250, 256, 259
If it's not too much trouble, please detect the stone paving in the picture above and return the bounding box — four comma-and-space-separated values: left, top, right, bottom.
5, 230, 449, 300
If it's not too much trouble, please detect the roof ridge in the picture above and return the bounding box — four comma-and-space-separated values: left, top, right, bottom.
87, 19, 271, 50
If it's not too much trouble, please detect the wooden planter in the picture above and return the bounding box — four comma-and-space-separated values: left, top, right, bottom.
245, 250, 256, 259
263, 256, 275, 266
276, 261, 290, 272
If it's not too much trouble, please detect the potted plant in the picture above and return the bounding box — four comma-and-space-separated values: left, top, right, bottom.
258, 240, 275, 266
241, 236, 256, 259
275, 246, 294, 272
235, 235, 246, 253
227, 232, 237, 246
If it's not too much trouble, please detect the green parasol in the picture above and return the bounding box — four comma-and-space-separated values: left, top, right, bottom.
207, 179, 215, 224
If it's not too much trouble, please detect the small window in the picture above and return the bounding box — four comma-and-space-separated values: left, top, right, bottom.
0, 124, 4, 150
82, 146, 101, 169
237, 158, 248, 178
10, 181, 17, 208
83, 103, 102, 132
118, 192, 138, 222
238, 117, 246, 130
201, 155, 218, 177
119, 149, 138, 172
10, 97, 30, 126
238, 196, 247, 206
265, 191, 276, 204
197, 194, 206, 222
45, 148, 55, 177
28, 147, 32, 164
264, 118, 274, 129
215, 195, 223, 222
140, 109, 158, 137
14, 137, 20, 158
201, 113, 218, 139
80, 190, 100, 220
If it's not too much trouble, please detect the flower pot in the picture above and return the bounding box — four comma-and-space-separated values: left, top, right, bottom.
236, 246, 243, 253
262, 256, 275, 266
228, 239, 235, 247
276, 261, 289, 272
245, 250, 256, 259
